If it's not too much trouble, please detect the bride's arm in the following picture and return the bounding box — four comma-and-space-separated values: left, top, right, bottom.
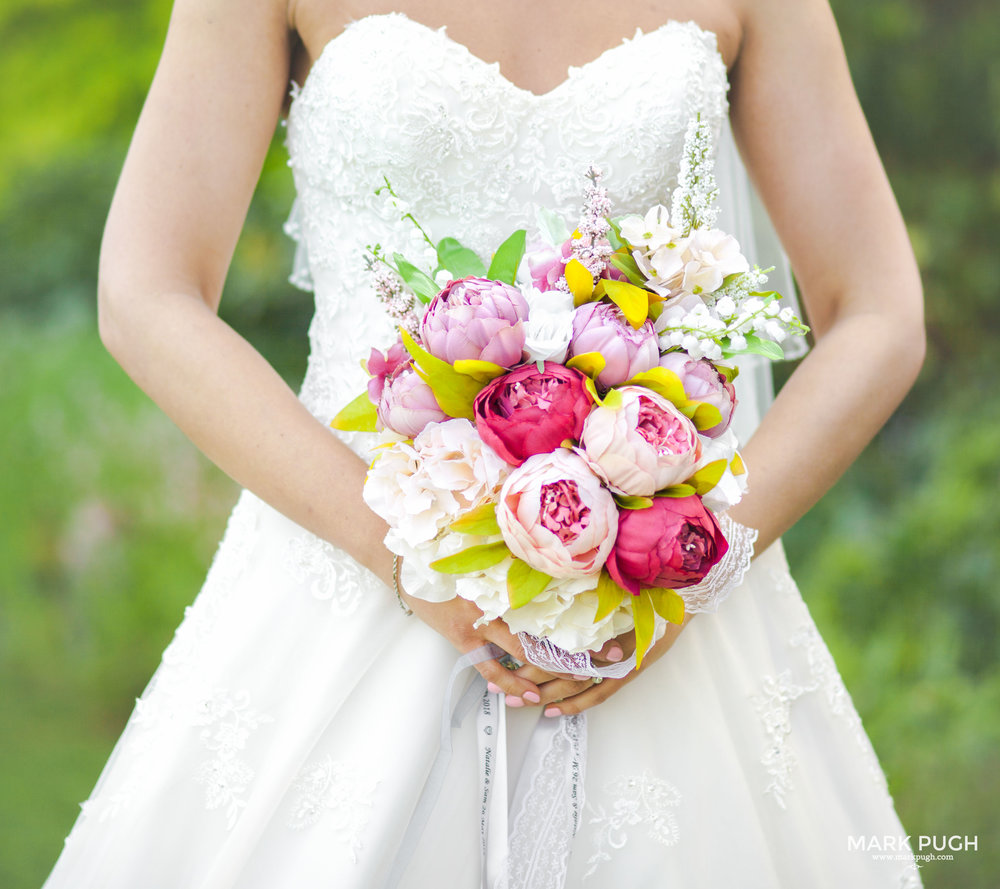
726, 0, 924, 549
540, 0, 924, 715
99, 0, 546, 702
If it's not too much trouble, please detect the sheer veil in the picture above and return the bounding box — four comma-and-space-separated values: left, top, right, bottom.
714, 119, 809, 443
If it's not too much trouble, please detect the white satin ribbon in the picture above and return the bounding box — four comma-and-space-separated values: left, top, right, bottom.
382, 640, 632, 889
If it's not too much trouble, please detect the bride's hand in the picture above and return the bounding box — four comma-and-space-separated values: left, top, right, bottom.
511, 619, 690, 717
399, 589, 553, 707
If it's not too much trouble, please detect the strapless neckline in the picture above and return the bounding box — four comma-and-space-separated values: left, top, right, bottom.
298, 12, 725, 102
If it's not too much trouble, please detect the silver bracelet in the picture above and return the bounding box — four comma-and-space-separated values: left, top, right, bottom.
392, 554, 413, 616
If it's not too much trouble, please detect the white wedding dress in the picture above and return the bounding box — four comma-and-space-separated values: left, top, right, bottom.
45, 14, 921, 888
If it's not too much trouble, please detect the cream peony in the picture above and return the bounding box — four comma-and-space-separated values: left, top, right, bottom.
363, 418, 509, 549
580, 386, 702, 496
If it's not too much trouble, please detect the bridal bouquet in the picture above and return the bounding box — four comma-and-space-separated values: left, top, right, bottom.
334, 118, 807, 666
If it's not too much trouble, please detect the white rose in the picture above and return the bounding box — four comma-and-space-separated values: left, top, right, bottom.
522, 286, 575, 363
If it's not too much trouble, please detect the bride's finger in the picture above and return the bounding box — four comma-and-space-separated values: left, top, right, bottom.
474, 657, 542, 706
532, 677, 594, 707
542, 679, 619, 717
591, 630, 637, 665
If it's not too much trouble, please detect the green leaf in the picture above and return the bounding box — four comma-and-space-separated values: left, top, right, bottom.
594, 570, 627, 621
487, 229, 527, 284
430, 541, 510, 574
536, 207, 570, 246
647, 587, 685, 625
613, 493, 654, 510
608, 252, 648, 287
392, 253, 439, 303
737, 334, 785, 361
329, 391, 378, 432
606, 217, 624, 251
507, 559, 552, 608
602, 279, 650, 329
401, 329, 486, 419
435, 236, 487, 279
632, 589, 656, 668
687, 459, 727, 495
656, 484, 697, 498
449, 501, 501, 536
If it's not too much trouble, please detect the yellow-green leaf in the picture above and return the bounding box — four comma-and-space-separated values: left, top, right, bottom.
401, 329, 484, 419
583, 375, 602, 405
613, 493, 654, 510
594, 570, 627, 621
602, 279, 650, 329
625, 367, 687, 407
330, 391, 378, 432
453, 359, 507, 383
449, 501, 501, 536
632, 589, 656, 668
566, 351, 606, 380
507, 559, 552, 608
656, 484, 697, 498
601, 387, 624, 410
430, 542, 510, 574
647, 587, 685, 625
687, 459, 727, 495
730, 452, 746, 476
690, 402, 723, 431
565, 258, 596, 300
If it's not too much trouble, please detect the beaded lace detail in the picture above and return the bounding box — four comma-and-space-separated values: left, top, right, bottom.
285, 12, 728, 446
585, 772, 682, 877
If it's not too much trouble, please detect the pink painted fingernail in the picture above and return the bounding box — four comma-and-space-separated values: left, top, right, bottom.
487, 682, 502, 694
506, 696, 525, 708
522, 691, 541, 704
607, 645, 624, 662
572, 675, 590, 682
544, 706, 561, 718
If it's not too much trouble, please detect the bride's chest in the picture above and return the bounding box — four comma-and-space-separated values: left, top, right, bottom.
286, 13, 729, 249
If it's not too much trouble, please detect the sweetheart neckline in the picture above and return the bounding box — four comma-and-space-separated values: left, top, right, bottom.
293, 11, 725, 103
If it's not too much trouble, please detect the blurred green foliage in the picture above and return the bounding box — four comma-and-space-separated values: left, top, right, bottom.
1, 1, 998, 887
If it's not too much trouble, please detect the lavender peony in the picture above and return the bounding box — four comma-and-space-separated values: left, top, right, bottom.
420, 276, 528, 367
658, 352, 736, 438
567, 300, 659, 388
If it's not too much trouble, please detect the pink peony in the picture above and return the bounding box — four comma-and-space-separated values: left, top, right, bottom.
567, 300, 659, 388
497, 449, 618, 579
581, 386, 702, 495
473, 362, 593, 466
420, 276, 528, 367
606, 496, 728, 594
377, 360, 447, 438
525, 238, 573, 291
658, 352, 736, 438
366, 340, 409, 404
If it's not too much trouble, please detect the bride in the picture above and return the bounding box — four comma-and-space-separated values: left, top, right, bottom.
45, 0, 925, 886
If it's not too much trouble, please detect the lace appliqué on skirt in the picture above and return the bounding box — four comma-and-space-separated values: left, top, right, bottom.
584, 772, 682, 877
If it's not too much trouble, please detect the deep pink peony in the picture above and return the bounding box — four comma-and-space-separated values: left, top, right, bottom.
567, 300, 659, 388
420, 276, 528, 367
376, 360, 448, 438
473, 362, 593, 466
658, 352, 737, 438
497, 449, 618, 578
606, 496, 728, 594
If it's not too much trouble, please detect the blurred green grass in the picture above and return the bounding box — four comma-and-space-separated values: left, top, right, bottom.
2, 0, 999, 886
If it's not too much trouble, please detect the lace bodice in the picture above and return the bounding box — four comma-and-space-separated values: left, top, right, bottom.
284, 12, 729, 448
